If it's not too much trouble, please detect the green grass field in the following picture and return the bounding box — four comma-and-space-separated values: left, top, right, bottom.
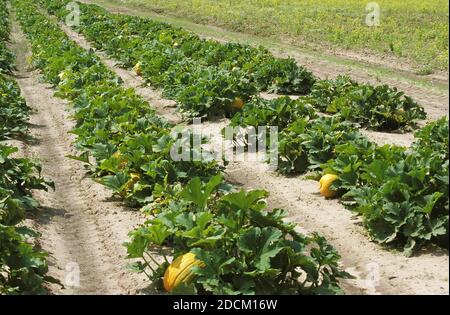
104, 0, 449, 73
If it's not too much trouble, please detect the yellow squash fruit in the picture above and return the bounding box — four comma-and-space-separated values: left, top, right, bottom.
58, 71, 67, 80
125, 173, 140, 190
133, 62, 142, 76
163, 253, 205, 292
120, 173, 141, 196
319, 174, 339, 198
231, 97, 244, 110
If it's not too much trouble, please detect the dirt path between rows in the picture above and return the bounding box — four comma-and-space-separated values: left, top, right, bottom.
56, 15, 449, 295
9, 13, 149, 295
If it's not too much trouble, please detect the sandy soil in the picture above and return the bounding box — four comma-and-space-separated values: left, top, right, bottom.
9, 13, 150, 295
52, 14, 449, 295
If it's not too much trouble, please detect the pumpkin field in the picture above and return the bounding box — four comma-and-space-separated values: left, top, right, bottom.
0, 0, 448, 296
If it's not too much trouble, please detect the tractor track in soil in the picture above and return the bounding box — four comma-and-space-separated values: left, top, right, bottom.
52, 12, 449, 295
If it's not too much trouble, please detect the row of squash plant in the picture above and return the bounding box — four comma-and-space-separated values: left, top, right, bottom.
0, 0, 28, 140
13, 0, 352, 294
0, 0, 56, 294
228, 96, 449, 254
0, 2, 14, 74
323, 117, 448, 254
40, 0, 426, 131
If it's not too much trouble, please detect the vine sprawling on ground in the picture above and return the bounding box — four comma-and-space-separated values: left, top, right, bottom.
322, 117, 449, 254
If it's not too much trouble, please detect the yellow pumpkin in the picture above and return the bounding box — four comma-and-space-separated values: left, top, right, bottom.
163, 253, 205, 292
319, 174, 339, 198
130, 172, 140, 182
127, 172, 140, 187
231, 97, 244, 110
120, 173, 140, 196
133, 62, 142, 76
